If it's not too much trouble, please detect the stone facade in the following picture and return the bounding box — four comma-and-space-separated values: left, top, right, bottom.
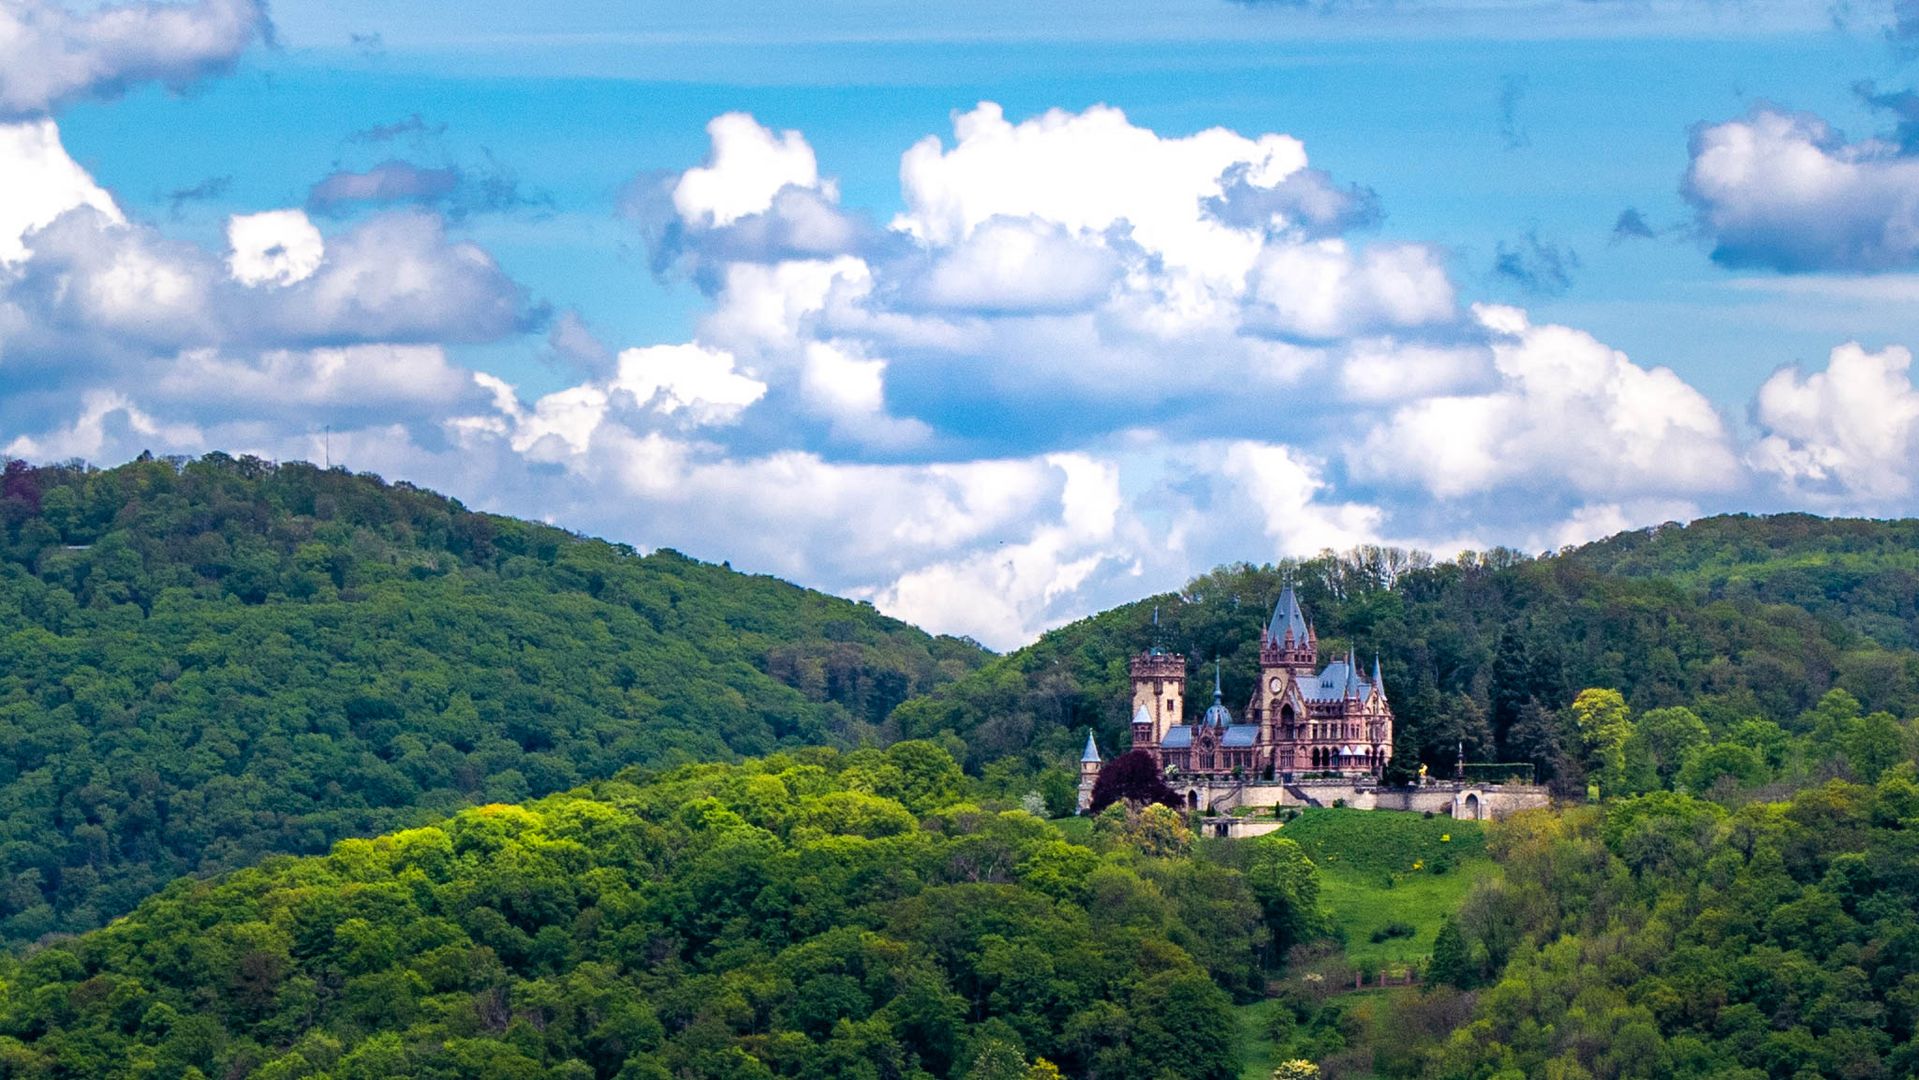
1184, 779, 1553, 834
1126, 585, 1393, 781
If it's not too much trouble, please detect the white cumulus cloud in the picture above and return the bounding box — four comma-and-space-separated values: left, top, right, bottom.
1355, 305, 1742, 499
0, 118, 120, 263
226, 209, 324, 287
1686, 107, 1919, 272
614, 342, 767, 423
672, 112, 825, 228
1750, 342, 1919, 504
0, 0, 268, 119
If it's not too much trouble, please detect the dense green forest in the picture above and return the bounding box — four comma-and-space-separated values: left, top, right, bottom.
6, 714, 1916, 1079
894, 521, 1919, 788
1417, 775, 1919, 1079
1258, 686, 1919, 1078
0, 455, 983, 943
0, 742, 1321, 1080
7, 453, 1919, 1077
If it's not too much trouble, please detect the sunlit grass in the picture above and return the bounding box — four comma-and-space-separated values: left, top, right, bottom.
1284, 808, 1496, 971
1319, 861, 1495, 969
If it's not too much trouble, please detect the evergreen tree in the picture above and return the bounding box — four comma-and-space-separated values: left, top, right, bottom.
1489, 629, 1533, 757
1428, 918, 1471, 989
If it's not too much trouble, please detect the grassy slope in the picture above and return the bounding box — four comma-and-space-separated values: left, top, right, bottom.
1280, 808, 1494, 971
1234, 810, 1497, 1079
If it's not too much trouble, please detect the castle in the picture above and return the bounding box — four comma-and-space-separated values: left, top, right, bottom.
1080, 584, 1394, 796
1077, 585, 1552, 824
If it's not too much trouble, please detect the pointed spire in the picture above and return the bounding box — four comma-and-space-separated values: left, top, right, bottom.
1372, 652, 1385, 697
1082, 729, 1102, 763
1346, 648, 1359, 698
1268, 583, 1309, 645
1200, 658, 1235, 728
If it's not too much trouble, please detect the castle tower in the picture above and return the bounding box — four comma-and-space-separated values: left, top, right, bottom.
1130, 647, 1186, 747
1077, 730, 1102, 813
1253, 584, 1315, 752
1259, 583, 1318, 672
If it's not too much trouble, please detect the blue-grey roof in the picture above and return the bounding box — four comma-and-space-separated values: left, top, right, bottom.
1299, 660, 1373, 702
1160, 722, 1260, 749
1131, 704, 1152, 726
1268, 584, 1310, 643
1082, 730, 1102, 763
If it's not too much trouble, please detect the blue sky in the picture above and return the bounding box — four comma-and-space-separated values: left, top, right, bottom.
6, 0, 1919, 646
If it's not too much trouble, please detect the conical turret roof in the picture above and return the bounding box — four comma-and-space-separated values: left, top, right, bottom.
1269, 584, 1310, 643
1081, 730, 1102, 763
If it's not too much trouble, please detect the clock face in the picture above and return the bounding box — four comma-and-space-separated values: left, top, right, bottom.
1268, 676, 1282, 693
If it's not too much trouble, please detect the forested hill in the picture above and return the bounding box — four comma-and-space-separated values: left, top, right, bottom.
892, 515, 1919, 780
0, 744, 1288, 1080
0, 454, 984, 944
1560, 514, 1919, 647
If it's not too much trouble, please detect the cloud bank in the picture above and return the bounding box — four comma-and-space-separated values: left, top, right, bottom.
1, 101, 1910, 648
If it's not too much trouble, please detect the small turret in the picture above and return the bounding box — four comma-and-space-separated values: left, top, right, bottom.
1201, 660, 1233, 727
1077, 730, 1103, 814
1372, 653, 1385, 700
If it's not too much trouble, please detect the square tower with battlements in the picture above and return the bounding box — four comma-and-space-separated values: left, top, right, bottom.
1129, 646, 1186, 748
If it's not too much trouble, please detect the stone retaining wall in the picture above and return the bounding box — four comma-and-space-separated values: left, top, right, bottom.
1174, 778, 1551, 828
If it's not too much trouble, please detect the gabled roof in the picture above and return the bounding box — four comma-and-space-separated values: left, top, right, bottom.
1268, 584, 1310, 643
1222, 725, 1262, 747
1162, 726, 1194, 749
1299, 659, 1373, 702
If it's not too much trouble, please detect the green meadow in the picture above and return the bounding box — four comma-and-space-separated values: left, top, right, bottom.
1281, 808, 1495, 971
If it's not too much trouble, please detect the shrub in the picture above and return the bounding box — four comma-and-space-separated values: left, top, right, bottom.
1369, 921, 1416, 943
